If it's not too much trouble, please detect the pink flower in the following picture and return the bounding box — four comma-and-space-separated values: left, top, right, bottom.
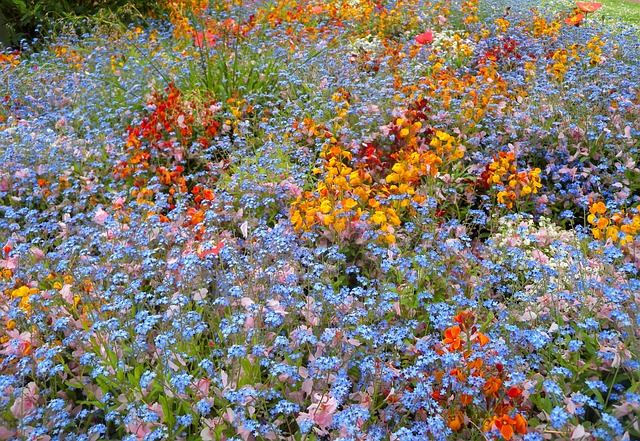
267, 299, 288, 316
415, 30, 434, 44
60, 284, 74, 304
94, 207, 109, 225
0, 256, 18, 270
1, 330, 32, 357
532, 249, 549, 265
125, 403, 164, 440
196, 377, 212, 398
0, 426, 16, 441
125, 418, 151, 440
297, 394, 338, 432
10, 382, 39, 418
200, 418, 224, 441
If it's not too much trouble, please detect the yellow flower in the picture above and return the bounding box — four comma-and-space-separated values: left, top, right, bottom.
11, 286, 30, 299
383, 233, 396, 244
320, 199, 332, 214
589, 202, 607, 215
371, 211, 387, 224
343, 198, 358, 210
349, 171, 362, 186
451, 148, 464, 160
19, 296, 31, 313
596, 217, 609, 230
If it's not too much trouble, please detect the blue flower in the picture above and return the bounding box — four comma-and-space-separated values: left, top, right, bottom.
550, 406, 570, 429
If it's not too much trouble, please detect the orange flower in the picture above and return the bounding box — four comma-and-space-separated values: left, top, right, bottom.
564, 13, 584, 25
589, 201, 607, 215
443, 326, 462, 351
448, 413, 464, 431
202, 188, 215, 201
474, 331, 490, 346
460, 393, 473, 406
449, 368, 466, 382
514, 414, 528, 434
483, 376, 502, 398
494, 415, 516, 440
468, 357, 483, 371
485, 413, 528, 439
453, 311, 474, 331
186, 207, 204, 225
576, 2, 602, 13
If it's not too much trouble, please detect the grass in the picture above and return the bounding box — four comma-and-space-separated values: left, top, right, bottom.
600, 0, 640, 25
573, 0, 640, 25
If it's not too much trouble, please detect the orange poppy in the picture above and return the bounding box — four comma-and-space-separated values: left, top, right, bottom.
576, 2, 602, 13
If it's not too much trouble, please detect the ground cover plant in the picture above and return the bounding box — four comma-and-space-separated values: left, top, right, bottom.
0, 0, 639, 440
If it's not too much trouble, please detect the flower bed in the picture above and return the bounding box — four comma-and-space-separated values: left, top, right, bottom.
0, 0, 639, 440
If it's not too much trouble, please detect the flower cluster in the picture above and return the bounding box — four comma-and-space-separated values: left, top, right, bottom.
439, 313, 528, 440
291, 101, 463, 244
479, 152, 542, 209
588, 201, 640, 245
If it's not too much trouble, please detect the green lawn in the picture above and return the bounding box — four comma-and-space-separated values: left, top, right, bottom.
546, 0, 640, 26
599, 0, 640, 26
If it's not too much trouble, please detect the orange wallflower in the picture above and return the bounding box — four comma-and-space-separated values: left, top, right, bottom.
514, 413, 528, 434
483, 376, 502, 398
453, 311, 474, 331
448, 412, 464, 431
564, 13, 584, 25
474, 332, 490, 346
443, 326, 462, 351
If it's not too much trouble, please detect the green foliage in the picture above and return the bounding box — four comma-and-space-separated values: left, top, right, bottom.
0, 0, 161, 46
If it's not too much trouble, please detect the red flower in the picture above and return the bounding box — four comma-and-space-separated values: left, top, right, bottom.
506, 387, 523, 398
193, 30, 217, 48
565, 13, 585, 25
576, 2, 602, 13
415, 30, 434, 44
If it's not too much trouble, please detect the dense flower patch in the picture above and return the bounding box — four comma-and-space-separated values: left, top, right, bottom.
1, 0, 639, 440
